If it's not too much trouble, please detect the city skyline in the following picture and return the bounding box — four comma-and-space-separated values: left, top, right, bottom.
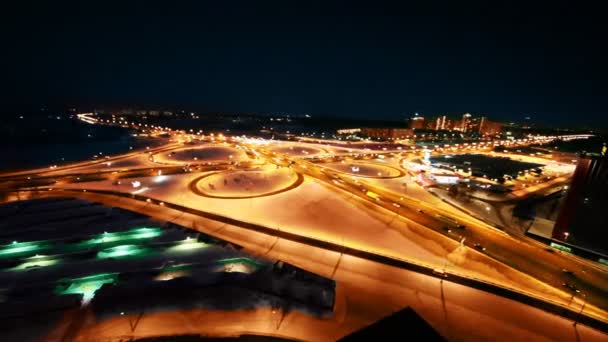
2, 2, 608, 340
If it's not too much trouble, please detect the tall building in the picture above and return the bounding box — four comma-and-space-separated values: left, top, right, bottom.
460, 113, 473, 132
417, 113, 498, 134
434, 115, 448, 130
553, 152, 608, 256
478, 116, 486, 132
410, 113, 426, 129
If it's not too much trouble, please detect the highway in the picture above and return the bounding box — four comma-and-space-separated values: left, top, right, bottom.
3, 137, 607, 312
244, 142, 608, 317
1, 122, 607, 339
17, 189, 608, 341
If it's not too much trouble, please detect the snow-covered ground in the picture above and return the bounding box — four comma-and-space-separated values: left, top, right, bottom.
269, 145, 325, 156
58, 173, 451, 268
194, 166, 299, 197
321, 161, 401, 178
154, 144, 247, 164
54, 171, 537, 289
51, 171, 608, 323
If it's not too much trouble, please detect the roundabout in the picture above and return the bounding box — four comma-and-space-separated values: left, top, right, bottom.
189, 166, 304, 199
153, 145, 247, 165
321, 161, 405, 178
268, 145, 327, 157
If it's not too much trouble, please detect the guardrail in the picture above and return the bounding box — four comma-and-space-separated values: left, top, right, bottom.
14, 187, 607, 333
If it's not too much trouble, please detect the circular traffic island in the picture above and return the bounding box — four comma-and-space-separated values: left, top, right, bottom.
322, 161, 404, 178
189, 167, 303, 199
268, 145, 325, 157
156, 145, 246, 164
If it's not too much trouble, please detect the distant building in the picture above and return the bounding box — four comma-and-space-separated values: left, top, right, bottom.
459, 113, 473, 132
360, 112, 502, 138
361, 128, 414, 140
478, 117, 502, 136
409, 113, 426, 129
449, 114, 502, 136
433, 115, 448, 130
336, 128, 362, 134
553, 152, 608, 256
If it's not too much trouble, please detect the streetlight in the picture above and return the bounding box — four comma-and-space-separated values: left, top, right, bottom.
574, 293, 587, 326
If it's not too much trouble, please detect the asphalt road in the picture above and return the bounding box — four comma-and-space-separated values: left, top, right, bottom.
249, 145, 608, 317
20, 190, 608, 341
2, 131, 607, 330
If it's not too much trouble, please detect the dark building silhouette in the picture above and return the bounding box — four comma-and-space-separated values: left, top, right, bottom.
338, 307, 444, 341
553, 152, 608, 256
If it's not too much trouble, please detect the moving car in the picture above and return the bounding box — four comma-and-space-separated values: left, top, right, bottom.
473, 243, 486, 251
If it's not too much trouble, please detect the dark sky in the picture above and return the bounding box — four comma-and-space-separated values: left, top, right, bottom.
2, 1, 607, 127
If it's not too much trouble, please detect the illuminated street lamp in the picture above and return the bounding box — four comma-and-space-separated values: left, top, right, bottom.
574, 293, 587, 326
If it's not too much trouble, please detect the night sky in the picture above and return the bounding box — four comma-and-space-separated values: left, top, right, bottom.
3, 1, 607, 127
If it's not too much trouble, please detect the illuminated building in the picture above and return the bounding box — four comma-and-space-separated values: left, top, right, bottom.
336, 128, 362, 134
360, 128, 414, 140
434, 116, 444, 130
434, 115, 447, 130
409, 113, 426, 129
460, 113, 472, 132
479, 119, 502, 136
476, 116, 502, 136
429, 172, 460, 184
553, 152, 608, 257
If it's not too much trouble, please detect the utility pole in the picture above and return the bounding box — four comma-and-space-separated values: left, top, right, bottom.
573, 293, 587, 326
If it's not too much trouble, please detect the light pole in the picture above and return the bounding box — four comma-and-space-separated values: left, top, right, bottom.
442, 238, 465, 275
573, 293, 587, 326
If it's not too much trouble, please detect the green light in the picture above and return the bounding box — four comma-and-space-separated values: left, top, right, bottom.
167, 238, 208, 252
0, 241, 51, 258
133, 227, 154, 232
162, 263, 192, 272
12, 256, 60, 271
130, 230, 162, 239
550, 242, 572, 253
55, 273, 118, 305
97, 244, 149, 259
91, 227, 162, 244
28, 254, 47, 259
67, 227, 163, 253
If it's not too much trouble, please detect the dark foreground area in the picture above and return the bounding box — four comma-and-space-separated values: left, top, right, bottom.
0, 197, 335, 341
